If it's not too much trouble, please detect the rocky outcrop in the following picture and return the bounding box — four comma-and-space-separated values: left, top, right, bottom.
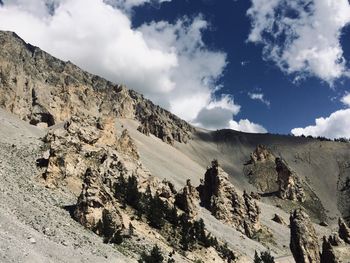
244, 145, 306, 203
276, 158, 305, 202
338, 218, 350, 244
117, 129, 139, 160
290, 209, 320, 263
198, 160, 261, 238
250, 145, 274, 163
337, 161, 350, 226
0, 31, 194, 144
319, 220, 350, 263
175, 179, 198, 218
321, 236, 338, 263
42, 114, 117, 187
74, 168, 124, 243
244, 145, 279, 192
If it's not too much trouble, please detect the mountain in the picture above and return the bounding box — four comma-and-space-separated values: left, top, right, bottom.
0, 30, 350, 263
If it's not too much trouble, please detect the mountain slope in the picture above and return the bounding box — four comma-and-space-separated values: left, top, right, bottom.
0, 30, 350, 263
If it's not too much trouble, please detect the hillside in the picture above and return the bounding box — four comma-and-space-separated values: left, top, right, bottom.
0, 30, 350, 263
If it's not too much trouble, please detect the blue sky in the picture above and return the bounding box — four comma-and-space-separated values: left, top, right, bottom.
0, 0, 349, 138
132, 0, 350, 135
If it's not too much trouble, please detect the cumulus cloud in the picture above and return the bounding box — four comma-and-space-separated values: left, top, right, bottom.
229, 119, 267, 133
248, 92, 270, 107
0, 0, 266, 133
291, 109, 350, 139
193, 94, 240, 129
291, 94, 350, 139
247, 0, 350, 84
341, 93, 350, 107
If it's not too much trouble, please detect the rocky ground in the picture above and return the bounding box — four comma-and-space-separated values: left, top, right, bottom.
0, 108, 132, 263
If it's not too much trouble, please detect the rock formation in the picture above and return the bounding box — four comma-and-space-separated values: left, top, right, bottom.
319, 220, 350, 263
244, 145, 279, 192
290, 209, 320, 263
271, 214, 286, 225
244, 145, 306, 203
117, 129, 139, 160
276, 158, 305, 202
338, 218, 350, 244
42, 114, 120, 188
320, 236, 338, 263
198, 160, 261, 238
74, 168, 124, 243
0, 31, 194, 144
175, 179, 198, 218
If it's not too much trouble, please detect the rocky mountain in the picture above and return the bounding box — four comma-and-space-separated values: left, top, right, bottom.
1, 30, 350, 262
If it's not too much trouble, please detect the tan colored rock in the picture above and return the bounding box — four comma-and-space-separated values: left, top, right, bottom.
250, 145, 274, 163
290, 209, 320, 263
276, 158, 305, 202
117, 129, 139, 160
198, 160, 261, 237
74, 168, 124, 243
0, 31, 193, 144
175, 179, 198, 218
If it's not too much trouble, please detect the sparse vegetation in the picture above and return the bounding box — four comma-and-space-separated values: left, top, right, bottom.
138, 244, 164, 263
254, 250, 275, 263
114, 174, 235, 261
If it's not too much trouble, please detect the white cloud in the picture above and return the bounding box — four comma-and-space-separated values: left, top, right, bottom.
193, 94, 241, 129
248, 92, 270, 107
229, 119, 267, 133
0, 0, 266, 132
291, 94, 350, 139
247, 0, 350, 84
341, 93, 350, 107
291, 109, 350, 139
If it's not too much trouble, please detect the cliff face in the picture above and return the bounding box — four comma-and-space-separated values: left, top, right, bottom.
0, 31, 193, 145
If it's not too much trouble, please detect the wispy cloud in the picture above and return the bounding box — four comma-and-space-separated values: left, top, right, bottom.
248, 92, 270, 107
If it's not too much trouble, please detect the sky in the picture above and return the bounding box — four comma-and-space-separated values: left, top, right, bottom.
0, 0, 350, 138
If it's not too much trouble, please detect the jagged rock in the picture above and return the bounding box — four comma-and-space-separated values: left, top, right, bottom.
338, 218, 350, 244
74, 168, 123, 243
276, 158, 305, 202
0, 31, 194, 144
321, 236, 338, 263
198, 160, 261, 237
272, 214, 286, 225
158, 183, 175, 199
117, 129, 139, 160
175, 179, 198, 218
42, 114, 142, 189
290, 209, 320, 263
250, 145, 274, 163
243, 191, 261, 234
42, 114, 109, 187
328, 233, 344, 246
